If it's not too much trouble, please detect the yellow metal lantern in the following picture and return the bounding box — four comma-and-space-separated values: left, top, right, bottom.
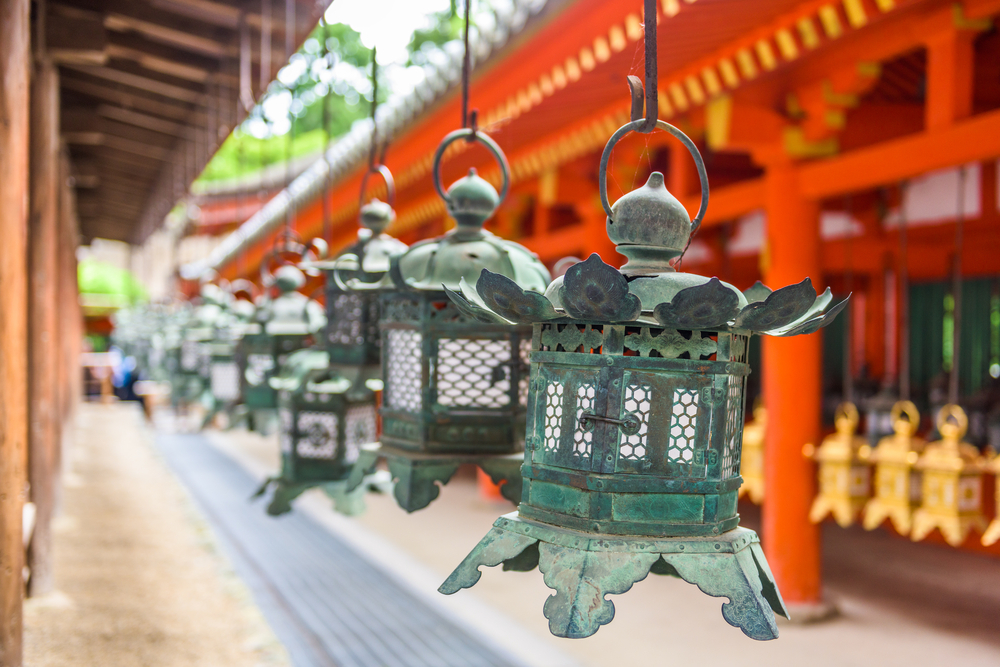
911, 404, 987, 546
982, 450, 1000, 546
862, 401, 925, 534
738, 404, 765, 504
806, 403, 872, 527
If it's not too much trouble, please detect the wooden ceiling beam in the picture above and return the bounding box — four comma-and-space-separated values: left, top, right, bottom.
96, 105, 186, 137
60, 76, 203, 124
53, 0, 234, 55
60, 63, 203, 105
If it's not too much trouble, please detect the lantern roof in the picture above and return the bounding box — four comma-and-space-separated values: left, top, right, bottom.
393, 161, 550, 292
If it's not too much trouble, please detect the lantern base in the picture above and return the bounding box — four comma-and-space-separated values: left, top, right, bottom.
862, 498, 914, 534
808, 495, 866, 528
345, 443, 522, 512
440, 512, 788, 640
254, 472, 391, 517
983, 518, 1000, 546
911, 509, 986, 546
248, 408, 278, 435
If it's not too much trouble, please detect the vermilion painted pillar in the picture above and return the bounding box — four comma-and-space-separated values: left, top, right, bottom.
761, 160, 823, 606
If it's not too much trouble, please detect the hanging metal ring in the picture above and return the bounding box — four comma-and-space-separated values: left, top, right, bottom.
359, 163, 396, 210
260, 241, 305, 287
937, 403, 968, 440
890, 400, 920, 436
431, 128, 510, 206
598, 119, 709, 234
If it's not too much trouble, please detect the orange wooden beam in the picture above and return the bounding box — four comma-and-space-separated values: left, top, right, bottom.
800, 107, 1000, 198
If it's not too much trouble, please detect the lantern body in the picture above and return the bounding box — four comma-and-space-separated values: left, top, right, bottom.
807, 404, 872, 528
324, 283, 381, 366
380, 292, 531, 455
738, 406, 766, 503
911, 405, 986, 546
982, 454, 1000, 545
862, 402, 925, 533
263, 347, 379, 515
520, 324, 747, 536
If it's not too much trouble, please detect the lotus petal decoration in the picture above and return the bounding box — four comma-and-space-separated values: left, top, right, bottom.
743, 281, 772, 304
476, 269, 559, 324
443, 284, 512, 325
733, 278, 816, 332
559, 254, 642, 322
768, 295, 850, 337
771, 288, 833, 333
653, 278, 741, 330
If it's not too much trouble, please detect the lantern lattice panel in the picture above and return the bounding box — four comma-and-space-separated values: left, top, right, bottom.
437, 338, 512, 408
296, 412, 339, 459
344, 404, 377, 463
180, 340, 200, 371
573, 383, 595, 459
385, 329, 422, 412
665, 388, 698, 463
278, 407, 293, 453
210, 361, 241, 402
542, 383, 564, 452
621, 383, 653, 461
327, 293, 366, 346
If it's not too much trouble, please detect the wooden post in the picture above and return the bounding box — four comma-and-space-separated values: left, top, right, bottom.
761, 160, 824, 608
925, 25, 976, 132
58, 149, 79, 469
27, 59, 60, 597
0, 0, 32, 662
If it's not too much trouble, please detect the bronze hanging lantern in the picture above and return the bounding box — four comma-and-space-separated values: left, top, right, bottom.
239, 255, 326, 434
257, 166, 407, 515
438, 107, 849, 639
344, 130, 551, 511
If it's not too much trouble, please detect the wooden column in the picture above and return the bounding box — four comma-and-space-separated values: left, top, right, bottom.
761, 160, 824, 606
925, 26, 976, 132
0, 0, 32, 662
27, 59, 60, 597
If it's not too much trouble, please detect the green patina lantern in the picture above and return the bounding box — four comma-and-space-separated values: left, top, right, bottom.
171, 284, 227, 408
204, 284, 258, 427
345, 129, 551, 512
439, 119, 849, 640
256, 170, 407, 514
239, 263, 325, 434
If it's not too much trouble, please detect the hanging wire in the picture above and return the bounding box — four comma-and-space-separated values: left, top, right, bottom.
898, 181, 910, 402
321, 16, 332, 245
460, 0, 479, 138
282, 0, 296, 248
260, 0, 272, 93
368, 46, 379, 172
948, 166, 967, 405
844, 194, 855, 407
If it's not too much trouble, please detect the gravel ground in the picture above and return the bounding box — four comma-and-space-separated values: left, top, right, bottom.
23, 402, 289, 667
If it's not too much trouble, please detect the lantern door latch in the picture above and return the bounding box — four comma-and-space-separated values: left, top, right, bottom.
579, 411, 641, 436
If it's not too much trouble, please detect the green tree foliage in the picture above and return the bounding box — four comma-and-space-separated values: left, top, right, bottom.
197, 3, 487, 185
198, 22, 378, 184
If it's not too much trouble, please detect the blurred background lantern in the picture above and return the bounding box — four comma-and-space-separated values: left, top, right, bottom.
738, 403, 766, 504
862, 401, 925, 533
346, 129, 550, 512
806, 403, 872, 527
239, 250, 326, 434
439, 65, 848, 637
911, 405, 987, 546
256, 165, 406, 515
983, 450, 1000, 545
